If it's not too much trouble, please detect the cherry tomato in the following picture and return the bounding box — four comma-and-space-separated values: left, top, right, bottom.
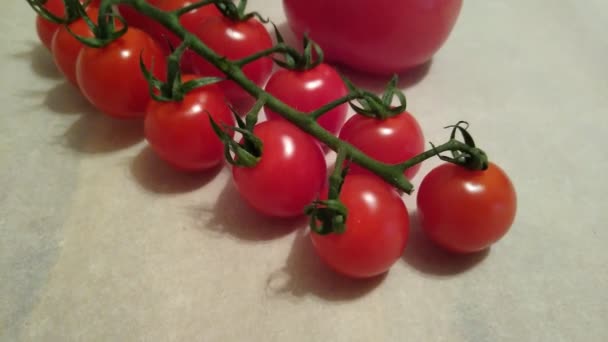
311, 174, 410, 278
51, 8, 100, 87
232, 121, 327, 218
283, 0, 463, 74
144, 76, 234, 171
118, 0, 220, 71
36, 0, 97, 50
339, 111, 425, 180
76, 28, 166, 119
264, 63, 348, 136
416, 162, 517, 253
190, 16, 274, 104
117, 0, 162, 31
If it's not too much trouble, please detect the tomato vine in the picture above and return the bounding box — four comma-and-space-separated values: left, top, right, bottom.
27, 0, 495, 238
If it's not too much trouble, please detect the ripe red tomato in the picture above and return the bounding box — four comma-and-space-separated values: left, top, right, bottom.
117, 0, 162, 31
51, 8, 100, 87
264, 63, 348, 136
283, 0, 463, 74
416, 162, 517, 253
339, 111, 425, 180
36, 0, 97, 50
144, 76, 234, 171
232, 120, 327, 218
190, 16, 274, 104
76, 28, 166, 119
310, 175, 410, 278
118, 0, 220, 70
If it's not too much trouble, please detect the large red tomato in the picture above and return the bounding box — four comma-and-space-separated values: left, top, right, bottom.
310, 174, 410, 278
416, 162, 517, 253
283, 0, 463, 74
232, 120, 327, 218
76, 28, 166, 119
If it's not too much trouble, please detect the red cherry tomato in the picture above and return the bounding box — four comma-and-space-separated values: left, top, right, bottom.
144, 76, 234, 171
36, 0, 97, 50
339, 111, 425, 180
118, 0, 220, 71
232, 121, 327, 218
51, 8, 100, 87
76, 28, 166, 119
311, 174, 410, 278
416, 162, 517, 253
117, 0, 162, 31
190, 16, 273, 104
264, 63, 348, 136
283, 0, 463, 74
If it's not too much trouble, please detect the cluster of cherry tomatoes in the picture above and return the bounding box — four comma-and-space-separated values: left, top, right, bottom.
33, 0, 517, 279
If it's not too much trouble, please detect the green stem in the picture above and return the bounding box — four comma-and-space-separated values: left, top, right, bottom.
234, 44, 299, 68
310, 93, 362, 120
328, 147, 347, 199
398, 140, 486, 171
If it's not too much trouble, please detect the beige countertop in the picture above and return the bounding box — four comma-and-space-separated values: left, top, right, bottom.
1, 1, 607, 341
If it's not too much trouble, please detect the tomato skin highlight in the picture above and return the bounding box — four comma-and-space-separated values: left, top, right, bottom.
283, 0, 463, 74
75, 28, 166, 119
232, 121, 327, 218
190, 16, 274, 104
311, 175, 410, 278
339, 111, 425, 180
144, 77, 234, 171
416, 162, 517, 253
264, 63, 348, 136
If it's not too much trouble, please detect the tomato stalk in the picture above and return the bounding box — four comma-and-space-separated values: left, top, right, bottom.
270, 24, 324, 70
213, 0, 267, 22
306, 147, 349, 235
140, 36, 223, 102
209, 97, 267, 167
233, 44, 300, 68
399, 122, 489, 172
26, 0, 81, 24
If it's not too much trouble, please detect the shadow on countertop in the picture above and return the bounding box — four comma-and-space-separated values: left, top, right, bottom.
188, 180, 306, 242
130, 146, 223, 194
59, 114, 144, 154
402, 211, 489, 276
11, 42, 62, 80
265, 229, 386, 302
44, 82, 95, 115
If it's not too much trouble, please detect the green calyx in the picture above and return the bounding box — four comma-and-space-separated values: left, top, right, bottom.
64, 0, 128, 48
272, 24, 324, 71
209, 99, 266, 168
214, 0, 268, 22
305, 149, 350, 235
26, 0, 86, 24
434, 121, 489, 170
344, 75, 407, 120
140, 37, 223, 102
